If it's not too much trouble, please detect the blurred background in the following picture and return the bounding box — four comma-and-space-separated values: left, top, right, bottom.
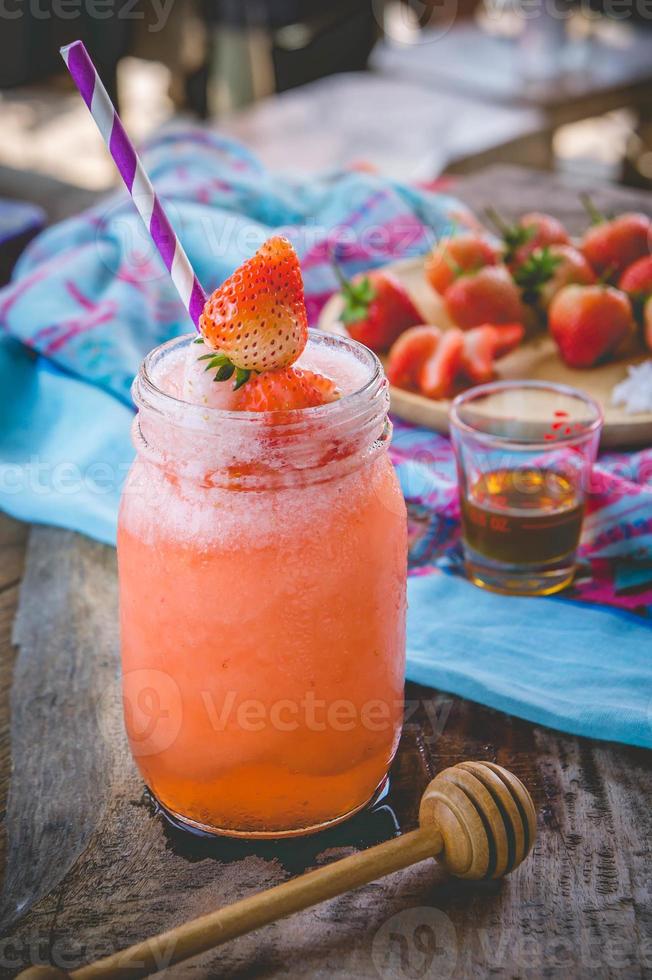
1, 0, 651, 269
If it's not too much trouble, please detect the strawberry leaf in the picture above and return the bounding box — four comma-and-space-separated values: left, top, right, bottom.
203, 356, 231, 373
331, 255, 376, 325
341, 302, 370, 325
233, 367, 251, 390
198, 352, 229, 363
485, 207, 537, 263
214, 364, 235, 382
513, 246, 562, 305
353, 278, 375, 303
579, 193, 605, 226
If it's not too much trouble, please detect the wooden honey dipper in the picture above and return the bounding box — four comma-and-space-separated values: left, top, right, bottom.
19, 761, 536, 980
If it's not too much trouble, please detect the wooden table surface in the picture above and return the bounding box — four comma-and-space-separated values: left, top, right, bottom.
1, 166, 652, 979
373, 21, 652, 129
220, 72, 549, 180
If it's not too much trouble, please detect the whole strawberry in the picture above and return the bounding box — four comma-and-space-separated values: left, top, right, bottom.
514, 244, 595, 310
580, 198, 651, 279
487, 209, 569, 268
199, 236, 308, 387
444, 265, 524, 330
335, 265, 422, 353
425, 233, 498, 295
548, 284, 633, 368
618, 255, 652, 311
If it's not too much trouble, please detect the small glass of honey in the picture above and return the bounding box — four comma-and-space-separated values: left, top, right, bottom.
450, 381, 603, 596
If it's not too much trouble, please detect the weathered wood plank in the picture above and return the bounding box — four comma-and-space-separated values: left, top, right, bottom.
0, 527, 123, 933
1, 523, 650, 977
0, 513, 27, 893
0, 585, 21, 886
0, 514, 27, 594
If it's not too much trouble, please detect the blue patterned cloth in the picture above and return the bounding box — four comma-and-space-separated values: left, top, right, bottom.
407, 572, 652, 748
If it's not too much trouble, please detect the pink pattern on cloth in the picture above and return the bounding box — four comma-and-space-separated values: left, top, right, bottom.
34, 301, 118, 355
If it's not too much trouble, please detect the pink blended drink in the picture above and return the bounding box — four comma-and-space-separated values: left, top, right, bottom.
118, 324, 407, 837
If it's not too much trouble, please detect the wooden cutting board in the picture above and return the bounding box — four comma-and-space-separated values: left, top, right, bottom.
319, 255, 652, 448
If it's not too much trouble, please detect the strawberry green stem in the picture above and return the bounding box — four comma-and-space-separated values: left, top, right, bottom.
233, 367, 251, 390
214, 363, 235, 382
331, 255, 376, 323
485, 207, 535, 263
330, 254, 376, 325
331, 253, 350, 293
196, 348, 252, 388
579, 193, 605, 226
484, 207, 510, 237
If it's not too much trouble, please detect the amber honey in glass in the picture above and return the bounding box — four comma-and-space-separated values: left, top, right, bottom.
450, 382, 602, 596
461, 467, 584, 568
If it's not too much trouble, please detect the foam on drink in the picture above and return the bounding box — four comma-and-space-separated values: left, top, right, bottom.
122, 332, 388, 549
152, 332, 372, 410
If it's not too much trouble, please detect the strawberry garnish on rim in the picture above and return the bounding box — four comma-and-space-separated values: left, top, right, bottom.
197, 236, 340, 411
234, 366, 341, 412
198, 236, 309, 389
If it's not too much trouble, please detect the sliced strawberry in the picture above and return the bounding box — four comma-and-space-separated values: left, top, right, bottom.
425, 234, 498, 295
488, 322, 526, 356
389, 321, 523, 395
199, 236, 308, 385
444, 265, 524, 330
233, 366, 340, 412
419, 328, 465, 399
386, 325, 441, 390
460, 327, 495, 383
335, 265, 422, 353
460, 323, 524, 383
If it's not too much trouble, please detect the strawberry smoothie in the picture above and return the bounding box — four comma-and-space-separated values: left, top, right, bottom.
118, 329, 407, 837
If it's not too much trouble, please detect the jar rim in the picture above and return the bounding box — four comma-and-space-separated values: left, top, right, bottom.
134, 328, 384, 427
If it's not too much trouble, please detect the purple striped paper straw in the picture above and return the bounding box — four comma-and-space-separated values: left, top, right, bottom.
60, 40, 207, 328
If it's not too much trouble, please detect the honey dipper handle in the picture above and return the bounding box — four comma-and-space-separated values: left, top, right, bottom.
68, 828, 441, 980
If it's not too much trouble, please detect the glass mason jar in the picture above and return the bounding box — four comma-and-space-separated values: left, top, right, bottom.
118, 330, 407, 838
